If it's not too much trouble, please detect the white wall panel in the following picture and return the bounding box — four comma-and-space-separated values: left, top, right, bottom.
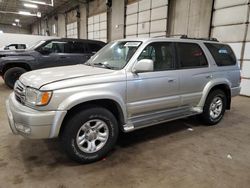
88, 17, 93, 24
240, 79, 250, 96
100, 30, 107, 38
126, 2, 138, 15
138, 33, 150, 38
243, 42, 250, 59
139, 0, 151, 11
126, 14, 138, 25
241, 61, 250, 78
126, 35, 137, 39
88, 12, 107, 41
228, 43, 243, 60
138, 22, 150, 34
152, 0, 168, 8
214, 0, 248, 10
138, 10, 150, 23
151, 6, 167, 20
126, 24, 137, 35
100, 22, 107, 30
246, 25, 250, 41
150, 19, 167, 33
100, 12, 107, 22
212, 5, 248, 26
150, 32, 166, 37
211, 24, 246, 42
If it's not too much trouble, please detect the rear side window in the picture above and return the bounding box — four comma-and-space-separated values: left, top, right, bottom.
71, 42, 88, 53
88, 43, 103, 53
176, 43, 208, 68
205, 43, 236, 66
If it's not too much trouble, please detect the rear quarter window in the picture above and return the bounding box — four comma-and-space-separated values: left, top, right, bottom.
205, 43, 236, 66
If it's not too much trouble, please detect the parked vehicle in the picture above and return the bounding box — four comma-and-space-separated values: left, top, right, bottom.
3, 44, 27, 50
6, 37, 241, 163
0, 38, 106, 88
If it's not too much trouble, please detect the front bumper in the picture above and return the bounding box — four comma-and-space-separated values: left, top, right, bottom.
5, 93, 66, 139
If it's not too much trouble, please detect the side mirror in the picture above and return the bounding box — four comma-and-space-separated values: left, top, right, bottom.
132, 59, 154, 73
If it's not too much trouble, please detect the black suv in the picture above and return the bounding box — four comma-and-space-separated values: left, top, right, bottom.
0, 38, 106, 88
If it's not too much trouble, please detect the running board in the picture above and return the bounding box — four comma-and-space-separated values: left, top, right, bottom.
123, 107, 200, 132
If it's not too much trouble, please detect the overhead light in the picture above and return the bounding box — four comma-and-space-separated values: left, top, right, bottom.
15, 19, 20, 22
12, 23, 16, 26
24, 3, 38, 8
18, 11, 32, 16
20, 0, 53, 6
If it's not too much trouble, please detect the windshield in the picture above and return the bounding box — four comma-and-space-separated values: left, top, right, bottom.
87, 41, 142, 70
29, 40, 46, 50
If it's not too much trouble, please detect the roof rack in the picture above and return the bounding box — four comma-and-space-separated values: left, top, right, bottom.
180, 35, 219, 42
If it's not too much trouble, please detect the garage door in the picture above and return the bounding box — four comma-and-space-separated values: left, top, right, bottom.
66, 22, 78, 38
211, 0, 250, 96
125, 0, 168, 38
87, 12, 107, 43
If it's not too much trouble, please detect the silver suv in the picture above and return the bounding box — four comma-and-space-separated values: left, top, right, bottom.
6, 37, 241, 163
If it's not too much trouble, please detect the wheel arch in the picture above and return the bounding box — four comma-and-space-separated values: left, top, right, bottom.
58, 98, 126, 137
2, 62, 31, 75
199, 80, 231, 110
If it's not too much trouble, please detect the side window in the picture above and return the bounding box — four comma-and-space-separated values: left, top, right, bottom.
88, 43, 103, 53
176, 43, 208, 68
71, 42, 88, 53
205, 43, 236, 66
42, 41, 67, 53
137, 42, 175, 71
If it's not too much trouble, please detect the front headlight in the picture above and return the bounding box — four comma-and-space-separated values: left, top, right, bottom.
25, 87, 52, 106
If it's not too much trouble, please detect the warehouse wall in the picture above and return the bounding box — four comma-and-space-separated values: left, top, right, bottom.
168, 0, 213, 37
211, 0, 250, 96
0, 24, 31, 34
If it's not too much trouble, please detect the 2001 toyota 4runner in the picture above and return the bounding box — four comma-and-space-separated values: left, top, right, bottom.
6, 37, 241, 163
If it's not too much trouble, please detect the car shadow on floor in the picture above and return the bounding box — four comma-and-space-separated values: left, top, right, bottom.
17, 116, 203, 170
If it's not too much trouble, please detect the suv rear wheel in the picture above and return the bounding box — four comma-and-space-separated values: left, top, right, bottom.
4, 67, 26, 89
200, 89, 226, 125
61, 106, 119, 163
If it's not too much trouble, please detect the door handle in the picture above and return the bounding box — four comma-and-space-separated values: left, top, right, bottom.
206, 75, 213, 79
60, 56, 68, 59
168, 79, 175, 83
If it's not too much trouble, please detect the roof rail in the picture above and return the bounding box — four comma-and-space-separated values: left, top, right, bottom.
180, 35, 219, 42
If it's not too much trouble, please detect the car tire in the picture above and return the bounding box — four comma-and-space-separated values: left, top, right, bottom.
61, 106, 119, 164
200, 89, 227, 125
4, 67, 26, 89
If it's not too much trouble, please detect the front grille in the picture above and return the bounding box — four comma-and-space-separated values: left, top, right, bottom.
14, 81, 26, 105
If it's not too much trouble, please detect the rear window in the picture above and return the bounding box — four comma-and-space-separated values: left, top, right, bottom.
176, 43, 208, 68
205, 43, 236, 66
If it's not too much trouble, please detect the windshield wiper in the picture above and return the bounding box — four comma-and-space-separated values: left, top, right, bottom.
93, 62, 114, 69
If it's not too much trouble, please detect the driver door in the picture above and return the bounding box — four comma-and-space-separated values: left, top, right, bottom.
126, 42, 180, 118
36, 41, 63, 69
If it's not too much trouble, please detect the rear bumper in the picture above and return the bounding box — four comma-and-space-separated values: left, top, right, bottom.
5, 93, 66, 139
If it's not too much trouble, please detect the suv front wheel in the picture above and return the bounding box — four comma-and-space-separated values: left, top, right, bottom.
200, 89, 227, 125
61, 106, 119, 163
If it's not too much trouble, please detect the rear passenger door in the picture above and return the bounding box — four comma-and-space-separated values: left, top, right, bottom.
175, 42, 211, 107
60, 42, 91, 65
127, 42, 180, 117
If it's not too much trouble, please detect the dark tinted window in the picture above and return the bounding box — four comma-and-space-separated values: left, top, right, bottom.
88, 43, 103, 53
205, 43, 236, 66
71, 42, 88, 53
138, 42, 175, 71
176, 43, 208, 68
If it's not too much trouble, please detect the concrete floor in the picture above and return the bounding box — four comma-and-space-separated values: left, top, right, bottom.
0, 79, 250, 188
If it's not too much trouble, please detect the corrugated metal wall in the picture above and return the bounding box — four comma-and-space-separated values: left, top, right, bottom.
211, 0, 250, 96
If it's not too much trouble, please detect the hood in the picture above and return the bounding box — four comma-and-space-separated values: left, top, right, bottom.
19, 64, 115, 89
